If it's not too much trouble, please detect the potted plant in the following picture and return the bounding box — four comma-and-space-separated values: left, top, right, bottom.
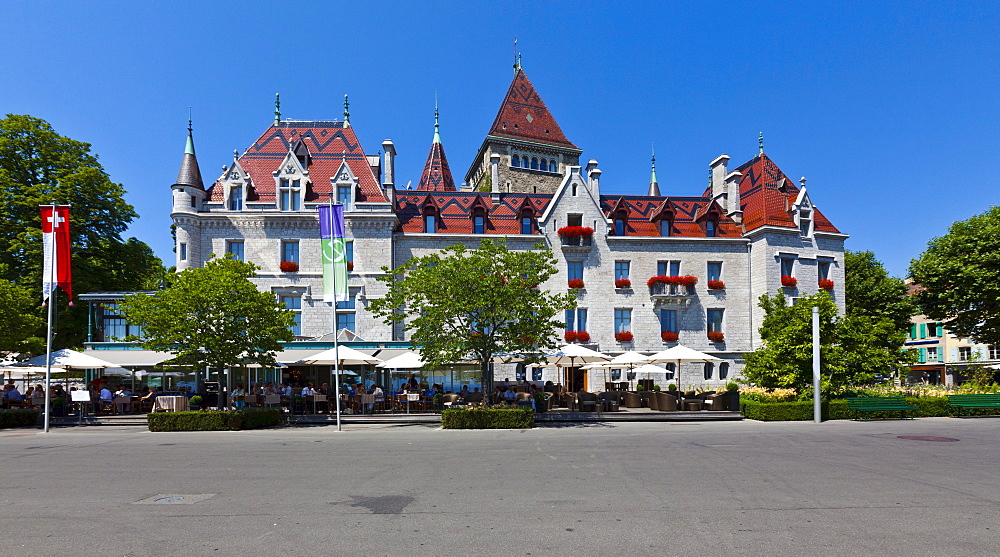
557, 226, 594, 246
347, 261, 355, 272
567, 278, 585, 289
432, 392, 444, 410
678, 276, 698, 288
189, 395, 203, 410
707, 279, 725, 290
533, 391, 548, 413
724, 382, 740, 411
707, 330, 725, 343
615, 278, 631, 289
564, 330, 578, 343
615, 331, 633, 343
292, 394, 305, 414
818, 278, 834, 290
781, 275, 797, 288
279, 260, 299, 273
661, 331, 679, 342
667, 383, 678, 393
652, 385, 661, 391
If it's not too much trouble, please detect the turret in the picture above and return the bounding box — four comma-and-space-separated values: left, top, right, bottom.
171, 117, 205, 271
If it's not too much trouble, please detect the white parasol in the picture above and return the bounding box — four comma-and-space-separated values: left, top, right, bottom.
647, 345, 721, 392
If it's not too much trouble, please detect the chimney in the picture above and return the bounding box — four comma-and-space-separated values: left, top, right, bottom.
725, 170, 743, 222
381, 139, 396, 204
489, 153, 501, 203
586, 159, 600, 197
710, 154, 730, 210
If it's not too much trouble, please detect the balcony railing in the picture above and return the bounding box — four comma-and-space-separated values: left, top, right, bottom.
649, 283, 693, 305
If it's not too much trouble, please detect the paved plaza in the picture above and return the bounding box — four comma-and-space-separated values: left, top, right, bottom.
2, 417, 998, 556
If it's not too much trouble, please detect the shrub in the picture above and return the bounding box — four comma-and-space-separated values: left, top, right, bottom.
652, 385, 661, 391
0, 410, 39, 428
707, 330, 725, 342
147, 409, 282, 431
741, 400, 826, 421
781, 275, 797, 288
189, 395, 203, 406
818, 278, 834, 290
707, 279, 725, 290
615, 278, 631, 288
726, 382, 739, 392
667, 384, 677, 391
279, 260, 299, 272
442, 407, 533, 429
615, 331, 633, 342
567, 278, 585, 289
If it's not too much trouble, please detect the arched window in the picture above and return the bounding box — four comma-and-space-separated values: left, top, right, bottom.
660, 218, 672, 237
530, 158, 539, 170
523, 157, 531, 169
473, 215, 485, 234
538, 160, 547, 172
704, 362, 714, 380
424, 213, 436, 233
521, 216, 533, 234
705, 219, 717, 237
615, 219, 626, 236
512, 155, 520, 167
665, 362, 676, 380
550, 159, 557, 172
719, 362, 730, 380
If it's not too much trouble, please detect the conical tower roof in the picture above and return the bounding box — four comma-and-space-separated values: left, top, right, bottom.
487, 68, 577, 150
416, 106, 456, 191
648, 148, 660, 196
174, 122, 204, 190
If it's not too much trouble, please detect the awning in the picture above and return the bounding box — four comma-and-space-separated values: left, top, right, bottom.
82, 350, 174, 367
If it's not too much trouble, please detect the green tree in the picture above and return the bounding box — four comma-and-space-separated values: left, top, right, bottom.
369, 239, 576, 393
117, 257, 295, 376
844, 249, 914, 330
0, 114, 165, 349
744, 290, 912, 393
909, 206, 1000, 346
0, 265, 45, 354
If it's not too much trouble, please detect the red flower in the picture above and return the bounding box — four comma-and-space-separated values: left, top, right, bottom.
615, 278, 632, 288
565, 331, 578, 343
678, 276, 698, 287
576, 331, 590, 343
781, 275, 797, 288
818, 278, 834, 290
347, 261, 354, 272
707, 330, 725, 343
647, 275, 667, 287
707, 280, 725, 290
661, 331, 679, 342
279, 261, 299, 273
615, 331, 634, 343
567, 278, 585, 289
557, 226, 595, 238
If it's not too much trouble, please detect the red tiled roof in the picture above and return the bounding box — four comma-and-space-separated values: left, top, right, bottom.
600, 196, 742, 238
486, 69, 578, 150
208, 122, 385, 203
396, 193, 551, 234
733, 154, 840, 233
415, 140, 456, 191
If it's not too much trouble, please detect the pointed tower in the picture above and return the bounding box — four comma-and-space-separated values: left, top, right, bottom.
415, 101, 456, 191
464, 67, 582, 194
647, 146, 660, 196
171, 118, 206, 270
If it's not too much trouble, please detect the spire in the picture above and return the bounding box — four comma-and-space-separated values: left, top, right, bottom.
343, 94, 350, 128
513, 36, 521, 75
647, 143, 660, 196
174, 117, 204, 190
487, 68, 577, 150
758, 131, 764, 155
416, 105, 456, 192
274, 93, 281, 125
433, 92, 441, 145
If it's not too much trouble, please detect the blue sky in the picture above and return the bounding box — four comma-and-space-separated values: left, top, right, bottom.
3, 1, 997, 277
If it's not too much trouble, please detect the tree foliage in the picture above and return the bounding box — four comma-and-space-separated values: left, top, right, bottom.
844, 249, 914, 330
0, 114, 165, 350
369, 239, 576, 390
0, 264, 45, 354
909, 206, 1000, 346
744, 291, 912, 393
117, 257, 295, 374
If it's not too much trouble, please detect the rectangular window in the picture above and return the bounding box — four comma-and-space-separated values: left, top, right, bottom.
338, 185, 353, 211
927, 347, 938, 362
564, 308, 587, 332
179, 243, 187, 261
934, 323, 943, 337
656, 261, 680, 276
521, 217, 532, 235
226, 241, 244, 261
615, 261, 630, 281
780, 258, 794, 277
567, 261, 583, 281
614, 308, 632, 333
707, 262, 722, 282
818, 260, 831, 281
989, 345, 1000, 360
337, 296, 356, 333
707, 309, 724, 332
659, 309, 677, 333
346, 241, 354, 266
229, 186, 243, 211
959, 347, 971, 361
567, 214, 583, 227
280, 295, 301, 337
281, 241, 299, 264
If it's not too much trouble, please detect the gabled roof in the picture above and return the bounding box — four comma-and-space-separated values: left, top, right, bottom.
486, 69, 578, 150
396, 192, 552, 234
599, 196, 742, 238
208, 122, 385, 204
174, 126, 204, 190
415, 141, 456, 191
733, 154, 840, 233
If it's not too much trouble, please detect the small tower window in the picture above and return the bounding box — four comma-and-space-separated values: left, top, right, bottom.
512, 155, 520, 167
539, 160, 548, 172
531, 158, 539, 170
523, 157, 530, 169
550, 159, 556, 172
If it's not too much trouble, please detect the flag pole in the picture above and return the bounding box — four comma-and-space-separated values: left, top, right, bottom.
42, 203, 57, 433
328, 192, 341, 432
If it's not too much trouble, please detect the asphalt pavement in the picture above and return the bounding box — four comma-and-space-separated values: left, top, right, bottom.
1, 417, 998, 556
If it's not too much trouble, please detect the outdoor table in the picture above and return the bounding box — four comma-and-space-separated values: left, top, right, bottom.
114, 397, 134, 414
308, 394, 326, 413
263, 394, 281, 408
155, 395, 190, 412
683, 400, 703, 412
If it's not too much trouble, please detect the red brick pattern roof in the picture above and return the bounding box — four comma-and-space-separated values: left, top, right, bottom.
734, 154, 840, 233
396, 193, 551, 234
601, 196, 742, 237
208, 122, 385, 203
487, 69, 578, 150
415, 140, 456, 191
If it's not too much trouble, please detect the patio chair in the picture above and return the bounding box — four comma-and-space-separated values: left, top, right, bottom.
442, 394, 461, 408
622, 392, 642, 408
464, 392, 483, 403
638, 391, 654, 408
647, 392, 659, 411
577, 392, 599, 412
654, 391, 678, 412
703, 392, 727, 410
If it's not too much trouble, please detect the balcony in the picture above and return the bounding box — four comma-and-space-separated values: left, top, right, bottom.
649, 282, 694, 306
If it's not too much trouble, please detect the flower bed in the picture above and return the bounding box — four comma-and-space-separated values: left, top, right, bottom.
567, 278, 585, 289
647, 275, 699, 288
441, 407, 534, 429
781, 275, 797, 288
615, 278, 631, 288
661, 331, 679, 342
279, 260, 299, 273
707, 279, 725, 290
557, 226, 594, 238
818, 278, 834, 290
147, 409, 282, 431
615, 331, 634, 342
707, 330, 725, 342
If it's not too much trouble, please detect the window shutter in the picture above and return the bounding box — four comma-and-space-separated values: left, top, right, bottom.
950, 348, 958, 362
919, 324, 926, 339
910, 324, 917, 339
919, 348, 927, 363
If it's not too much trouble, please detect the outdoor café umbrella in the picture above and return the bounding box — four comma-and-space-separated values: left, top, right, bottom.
647, 345, 721, 392
376, 351, 426, 370
298, 346, 381, 428
543, 344, 610, 391
20, 348, 121, 370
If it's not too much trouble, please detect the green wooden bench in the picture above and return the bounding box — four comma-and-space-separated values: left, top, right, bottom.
947, 394, 1000, 417
846, 397, 918, 420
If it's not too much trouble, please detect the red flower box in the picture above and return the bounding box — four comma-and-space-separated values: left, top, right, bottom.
557, 226, 594, 238
279, 260, 299, 273
347, 261, 354, 272
564, 331, 577, 342
647, 275, 698, 288
707, 280, 725, 290
576, 331, 590, 343
707, 330, 725, 343
615, 278, 632, 288
661, 331, 679, 342
615, 331, 633, 343
677, 275, 698, 287
818, 278, 834, 290
568, 278, 585, 289
781, 275, 797, 288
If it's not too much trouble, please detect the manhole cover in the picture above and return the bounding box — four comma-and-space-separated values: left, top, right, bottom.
134, 493, 215, 505
897, 435, 959, 442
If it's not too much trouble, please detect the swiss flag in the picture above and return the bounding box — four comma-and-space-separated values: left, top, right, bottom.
40, 205, 72, 303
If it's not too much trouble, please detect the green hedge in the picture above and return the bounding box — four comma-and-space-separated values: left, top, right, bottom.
0, 410, 39, 428
441, 408, 534, 429
147, 409, 282, 431
742, 397, 1000, 421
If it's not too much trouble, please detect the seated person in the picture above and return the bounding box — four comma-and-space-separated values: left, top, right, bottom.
503, 388, 517, 401
459, 385, 470, 397
231, 384, 247, 408
300, 383, 315, 396
99, 386, 114, 402
140, 387, 157, 401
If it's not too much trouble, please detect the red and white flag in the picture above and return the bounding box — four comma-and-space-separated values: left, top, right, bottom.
40, 205, 72, 303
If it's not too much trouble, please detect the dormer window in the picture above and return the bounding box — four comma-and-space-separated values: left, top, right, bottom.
473, 215, 485, 234
228, 186, 243, 211
659, 218, 672, 236
337, 185, 353, 211
521, 216, 533, 234
798, 207, 813, 237
424, 212, 437, 233
614, 219, 626, 236
705, 219, 717, 237
279, 179, 301, 211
